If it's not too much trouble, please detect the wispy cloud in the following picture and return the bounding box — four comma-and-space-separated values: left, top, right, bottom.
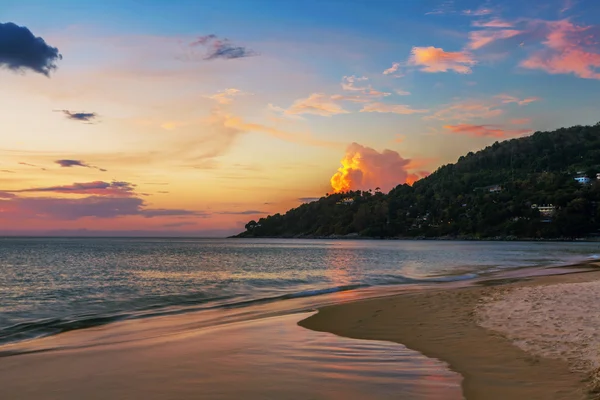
510, 118, 532, 125
18, 162, 46, 171
408, 46, 476, 74
0, 22, 62, 76
425, 99, 503, 121
425, 0, 455, 15
472, 19, 514, 28
8, 181, 137, 197
495, 94, 541, 105
383, 62, 401, 75
190, 34, 257, 60
216, 210, 268, 215
280, 93, 350, 117
462, 8, 494, 16
207, 88, 248, 104
57, 110, 98, 123
468, 29, 522, 50
55, 159, 107, 172
443, 124, 532, 138
360, 102, 429, 115
298, 197, 320, 203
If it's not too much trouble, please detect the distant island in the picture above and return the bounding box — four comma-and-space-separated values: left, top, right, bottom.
235, 123, 600, 240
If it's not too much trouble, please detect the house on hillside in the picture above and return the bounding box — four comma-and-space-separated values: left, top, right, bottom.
531, 204, 556, 220
336, 197, 354, 205
575, 175, 591, 184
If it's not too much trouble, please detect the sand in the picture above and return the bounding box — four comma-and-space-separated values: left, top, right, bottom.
300, 266, 600, 400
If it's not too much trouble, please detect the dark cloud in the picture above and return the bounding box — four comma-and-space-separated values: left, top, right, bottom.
217, 210, 268, 215
0, 22, 62, 76
298, 197, 320, 203
55, 159, 107, 172
0, 195, 206, 220
157, 191, 169, 194
57, 110, 98, 123
191, 34, 257, 60
18, 162, 46, 171
1, 169, 15, 173
10, 181, 136, 197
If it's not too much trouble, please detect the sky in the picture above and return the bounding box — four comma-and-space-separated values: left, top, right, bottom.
0, 0, 599, 236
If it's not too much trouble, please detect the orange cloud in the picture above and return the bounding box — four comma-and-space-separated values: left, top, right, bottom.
330, 143, 428, 193
468, 29, 522, 50
521, 19, 600, 79
360, 102, 429, 115
408, 46, 476, 74
283, 93, 349, 117
443, 124, 532, 138
495, 94, 541, 105
207, 88, 248, 104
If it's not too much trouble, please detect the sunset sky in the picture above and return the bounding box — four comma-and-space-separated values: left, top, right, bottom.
1, 0, 599, 236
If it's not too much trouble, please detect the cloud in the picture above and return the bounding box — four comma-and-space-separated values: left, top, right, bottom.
472, 19, 514, 28
520, 19, 600, 79
495, 94, 540, 105
18, 162, 46, 171
395, 89, 411, 95
330, 142, 429, 193
55, 159, 107, 172
207, 88, 247, 105
1, 170, 15, 173
468, 29, 522, 50
360, 102, 429, 115
0, 195, 206, 220
510, 118, 532, 125
298, 197, 320, 203
462, 8, 493, 16
9, 181, 137, 197
425, 1, 455, 15
58, 110, 98, 123
190, 34, 257, 60
281, 93, 350, 117
408, 46, 476, 73
0, 192, 16, 199
341, 75, 369, 91
383, 62, 401, 75
163, 221, 197, 228
425, 99, 504, 121
560, 0, 577, 13
443, 124, 532, 138
0, 22, 62, 76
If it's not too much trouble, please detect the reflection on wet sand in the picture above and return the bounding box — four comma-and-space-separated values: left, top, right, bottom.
0, 312, 462, 400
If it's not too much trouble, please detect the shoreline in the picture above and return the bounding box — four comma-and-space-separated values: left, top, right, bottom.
230, 234, 600, 242
299, 262, 600, 400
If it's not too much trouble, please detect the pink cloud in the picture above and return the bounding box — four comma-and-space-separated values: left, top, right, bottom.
495, 94, 541, 105
468, 29, 522, 50
408, 46, 476, 74
425, 99, 504, 121
360, 102, 429, 115
521, 19, 600, 79
383, 62, 401, 75
443, 124, 532, 138
472, 19, 514, 28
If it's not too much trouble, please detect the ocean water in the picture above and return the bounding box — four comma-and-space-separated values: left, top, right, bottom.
1, 237, 598, 346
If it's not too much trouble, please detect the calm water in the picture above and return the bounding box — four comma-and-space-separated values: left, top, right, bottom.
1, 237, 598, 345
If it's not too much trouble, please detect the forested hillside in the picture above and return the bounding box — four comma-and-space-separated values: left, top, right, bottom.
236, 123, 600, 239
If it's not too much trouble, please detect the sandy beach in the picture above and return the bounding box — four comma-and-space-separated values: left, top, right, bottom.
300, 263, 600, 399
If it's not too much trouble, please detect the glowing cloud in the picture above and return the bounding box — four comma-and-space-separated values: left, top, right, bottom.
330, 143, 428, 193
408, 46, 476, 74
208, 88, 247, 104
283, 93, 349, 116
443, 124, 532, 138
520, 19, 600, 79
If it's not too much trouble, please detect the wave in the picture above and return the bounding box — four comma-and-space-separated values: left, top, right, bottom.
0, 283, 368, 347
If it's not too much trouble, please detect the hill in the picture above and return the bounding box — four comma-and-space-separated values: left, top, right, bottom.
235, 122, 600, 239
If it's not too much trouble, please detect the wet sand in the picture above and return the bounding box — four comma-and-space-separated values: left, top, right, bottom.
300, 263, 600, 400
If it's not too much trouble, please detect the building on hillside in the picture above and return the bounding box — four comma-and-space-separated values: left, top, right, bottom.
487, 184, 502, 193
336, 197, 354, 205
531, 204, 556, 216
575, 175, 591, 184
596, 173, 600, 181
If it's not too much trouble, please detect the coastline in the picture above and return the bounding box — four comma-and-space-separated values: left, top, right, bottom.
230, 234, 600, 242
299, 262, 600, 399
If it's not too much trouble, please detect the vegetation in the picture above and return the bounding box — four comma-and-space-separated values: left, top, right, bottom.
236, 123, 600, 239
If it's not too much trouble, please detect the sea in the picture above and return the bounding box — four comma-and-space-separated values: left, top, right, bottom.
1, 238, 598, 399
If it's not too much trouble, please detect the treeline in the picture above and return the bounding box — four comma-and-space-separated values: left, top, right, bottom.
236, 122, 600, 239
